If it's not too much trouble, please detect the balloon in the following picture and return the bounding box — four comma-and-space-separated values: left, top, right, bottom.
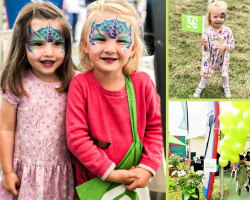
232, 102, 245, 109
229, 125, 238, 139
243, 109, 250, 126
220, 150, 232, 160
230, 154, 240, 163
237, 132, 248, 142
237, 121, 249, 135
219, 139, 227, 150
219, 111, 234, 127
233, 113, 241, 126
237, 109, 244, 120
244, 101, 250, 109
223, 134, 235, 145
217, 147, 222, 154
221, 124, 230, 135
232, 142, 244, 154
219, 157, 229, 167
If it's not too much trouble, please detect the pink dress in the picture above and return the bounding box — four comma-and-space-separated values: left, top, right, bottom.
0, 69, 75, 200
200, 25, 234, 77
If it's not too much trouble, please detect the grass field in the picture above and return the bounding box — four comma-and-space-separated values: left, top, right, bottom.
168, 0, 250, 99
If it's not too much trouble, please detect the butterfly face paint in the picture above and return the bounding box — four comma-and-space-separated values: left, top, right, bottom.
220, 11, 226, 23
89, 17, 132, 55
27, 22, 65, 57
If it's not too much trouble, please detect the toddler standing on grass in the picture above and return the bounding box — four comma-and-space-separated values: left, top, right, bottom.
193, 0, 234, 98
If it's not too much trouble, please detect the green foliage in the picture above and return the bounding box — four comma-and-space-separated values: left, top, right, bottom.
169, 156, 180, 168
169, 0, 250, 98
177, 162, 184, 169
170, 170, 204, 200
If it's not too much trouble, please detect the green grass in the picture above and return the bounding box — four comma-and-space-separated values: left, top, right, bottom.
169, 0, 250, 99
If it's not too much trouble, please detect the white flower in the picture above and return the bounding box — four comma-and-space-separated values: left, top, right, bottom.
55, 135, 59, 139
48, 120, 51, 123
40, 136, 44, 140
24, 107, 28, 111
196, 170, 204, 176
53, 125, 56, 128
37, 89, 41, 92
48, 109, 52, 113
178, 170, 186, 177
44, 131, 48, 135
31, 129, 34, 132
29, 82, 33, 85
171, 170, 177, 176
50, 148, 54, 152
32, 99, 36, 103
56, 155, 59, 159
33, 151, 36, 155
26, 143, 30, 146
61, 108, 64, 111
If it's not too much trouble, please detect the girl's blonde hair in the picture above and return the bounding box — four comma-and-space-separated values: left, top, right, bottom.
205, 0, 227, 27
0, 2, 77, 97
79, 0, 148, 75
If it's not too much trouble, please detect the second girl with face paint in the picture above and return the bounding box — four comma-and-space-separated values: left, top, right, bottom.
66, 0, 163, 198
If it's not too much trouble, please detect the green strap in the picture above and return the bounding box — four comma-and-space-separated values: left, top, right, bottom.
125, 76, 139, 143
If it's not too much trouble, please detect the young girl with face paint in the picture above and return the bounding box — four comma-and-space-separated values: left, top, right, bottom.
0, 2, 78, 199
193, 0, 234, 98
66, 0, 163, 196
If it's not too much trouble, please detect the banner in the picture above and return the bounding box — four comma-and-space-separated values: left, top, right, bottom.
181, 14, 204, 34
178, 101, 188, 130
169, 136, 186, 157
5, 0, 63, 29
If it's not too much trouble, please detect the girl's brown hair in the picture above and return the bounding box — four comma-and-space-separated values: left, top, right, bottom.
0, 2, 77, 97
79, 0, 148, 75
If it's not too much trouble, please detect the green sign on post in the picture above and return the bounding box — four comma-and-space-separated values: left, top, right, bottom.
181, 14, 204, 33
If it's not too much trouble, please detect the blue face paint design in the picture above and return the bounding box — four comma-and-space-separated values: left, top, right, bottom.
27, 22, 65, 54
89, 17, 133, 52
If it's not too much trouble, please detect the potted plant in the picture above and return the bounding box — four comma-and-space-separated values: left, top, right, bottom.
169, 156, 179, 168
171, 170, 204, 200
169, 156, 180, 177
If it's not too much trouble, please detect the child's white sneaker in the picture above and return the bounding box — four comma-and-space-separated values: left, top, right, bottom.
224, 87, 231, 98
193, 87, 204, 98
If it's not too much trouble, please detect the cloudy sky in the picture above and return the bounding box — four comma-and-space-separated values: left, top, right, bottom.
168, 101, 239, 136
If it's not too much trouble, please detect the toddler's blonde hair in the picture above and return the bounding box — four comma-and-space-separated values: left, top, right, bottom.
79, 0, 148, 75
206, 0, 227, 27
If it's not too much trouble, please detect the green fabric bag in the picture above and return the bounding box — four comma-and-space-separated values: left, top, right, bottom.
76, 76, 150, 200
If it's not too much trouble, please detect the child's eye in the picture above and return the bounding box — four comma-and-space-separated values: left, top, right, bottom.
117, 40, 128, 43
54, 42, 63, 46
33, 43, 43, 47
96, 38, 106, 42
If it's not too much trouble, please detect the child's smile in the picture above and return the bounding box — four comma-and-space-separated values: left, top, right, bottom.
84, 13, 136, 76
210, 7, 226, 30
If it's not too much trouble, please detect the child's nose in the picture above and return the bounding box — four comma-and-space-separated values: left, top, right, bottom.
104, 40, 116, 54
43, 43, 54, 57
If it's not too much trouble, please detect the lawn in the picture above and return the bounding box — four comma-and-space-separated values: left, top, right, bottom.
168, 0, 250, 99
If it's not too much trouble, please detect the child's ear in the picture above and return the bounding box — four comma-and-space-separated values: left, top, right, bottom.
129, 43, 137, 57
83, 41, 89, 54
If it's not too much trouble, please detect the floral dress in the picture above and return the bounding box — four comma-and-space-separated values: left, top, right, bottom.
0, 69, 75, 200
200, 25, 234, 77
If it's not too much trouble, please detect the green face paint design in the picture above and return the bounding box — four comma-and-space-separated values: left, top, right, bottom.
89, 17, 132, 54
27, 22, 65, 55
